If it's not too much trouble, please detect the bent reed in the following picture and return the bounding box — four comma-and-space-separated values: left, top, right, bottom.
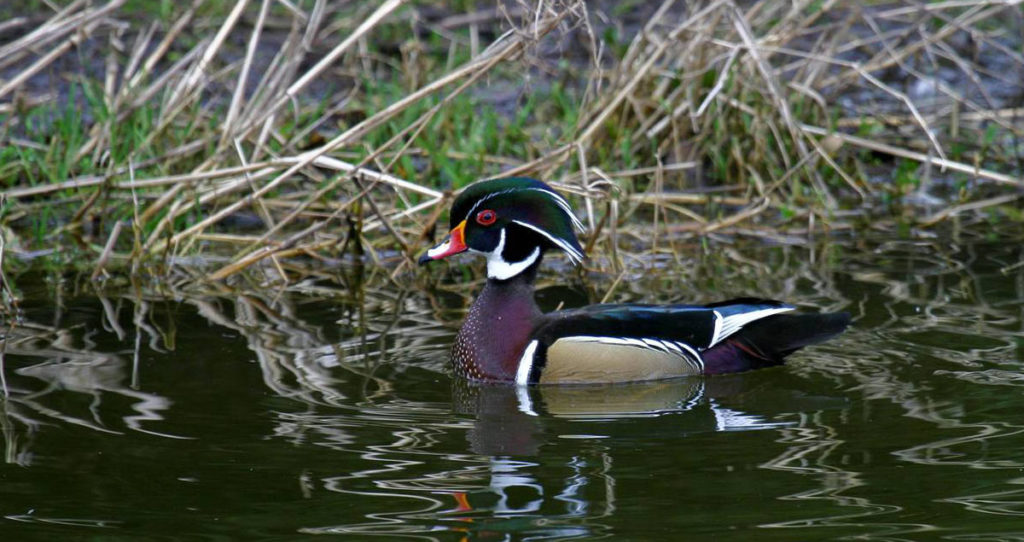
0, 0, 1022, 295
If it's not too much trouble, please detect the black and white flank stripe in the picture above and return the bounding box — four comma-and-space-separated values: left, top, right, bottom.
514, 300, 797, 386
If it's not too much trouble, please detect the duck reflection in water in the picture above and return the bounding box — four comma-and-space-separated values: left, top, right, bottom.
453, 373, 812, 456
442, 373, 839, 534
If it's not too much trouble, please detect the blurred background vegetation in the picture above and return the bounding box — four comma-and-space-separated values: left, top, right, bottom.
0, 0, 1022, 290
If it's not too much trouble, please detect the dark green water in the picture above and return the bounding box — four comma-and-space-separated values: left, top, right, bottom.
2, 236, 1023, 540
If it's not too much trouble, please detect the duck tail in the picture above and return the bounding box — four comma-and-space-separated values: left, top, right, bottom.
703, 312, 851, 374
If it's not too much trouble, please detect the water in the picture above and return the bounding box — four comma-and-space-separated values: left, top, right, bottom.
2, 235, 1023, 540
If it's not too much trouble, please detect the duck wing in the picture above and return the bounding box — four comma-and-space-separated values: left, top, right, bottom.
518, 298, 810, 384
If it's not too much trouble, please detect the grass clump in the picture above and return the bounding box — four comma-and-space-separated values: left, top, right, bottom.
0, 0, 1021, 291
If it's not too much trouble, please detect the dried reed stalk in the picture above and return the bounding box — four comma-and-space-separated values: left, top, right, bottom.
0, 0, 1021, 284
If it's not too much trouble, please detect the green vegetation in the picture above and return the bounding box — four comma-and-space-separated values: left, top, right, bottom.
0, 0, 1022, 289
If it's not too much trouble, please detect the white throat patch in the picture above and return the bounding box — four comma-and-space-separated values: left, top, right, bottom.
485, 228, 540, 280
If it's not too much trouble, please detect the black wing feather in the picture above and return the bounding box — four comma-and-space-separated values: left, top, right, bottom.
533, 298, 790, 350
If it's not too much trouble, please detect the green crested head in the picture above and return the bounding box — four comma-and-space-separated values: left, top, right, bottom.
421, 177, 585, 280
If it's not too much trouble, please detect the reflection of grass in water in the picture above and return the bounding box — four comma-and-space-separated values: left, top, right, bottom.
4, 236, 1020, 436
757, 237, 1024, 532
1, 237, 1023, 539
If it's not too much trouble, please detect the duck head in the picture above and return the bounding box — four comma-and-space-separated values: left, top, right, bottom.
419, 177, 584, 280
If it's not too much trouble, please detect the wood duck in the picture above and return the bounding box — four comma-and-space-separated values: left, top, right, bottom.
419, 177, 850, 385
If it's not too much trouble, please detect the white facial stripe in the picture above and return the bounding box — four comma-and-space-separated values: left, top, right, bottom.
511, 220, 583, 265
466, 187, 514, 220
542, 189, 585, 232
486, 228, 541, 280
464, 186, 584, 233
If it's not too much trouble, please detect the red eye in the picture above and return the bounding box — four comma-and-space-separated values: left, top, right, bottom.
476, 209, 497, 226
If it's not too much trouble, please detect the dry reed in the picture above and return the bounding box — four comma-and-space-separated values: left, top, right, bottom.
0, 0, 1021, 292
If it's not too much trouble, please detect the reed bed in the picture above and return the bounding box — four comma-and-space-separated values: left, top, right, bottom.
0, 0, 1022, 296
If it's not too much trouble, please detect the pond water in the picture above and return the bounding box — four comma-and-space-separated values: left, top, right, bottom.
2, 234, 1023, 540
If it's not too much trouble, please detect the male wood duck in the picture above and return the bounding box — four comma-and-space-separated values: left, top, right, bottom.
419, 177, 850, 385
